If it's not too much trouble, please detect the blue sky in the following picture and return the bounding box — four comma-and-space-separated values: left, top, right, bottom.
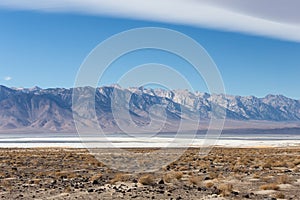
0, 9, 300, 98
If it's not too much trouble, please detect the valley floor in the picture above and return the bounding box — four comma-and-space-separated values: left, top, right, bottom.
0, 147, 300, 199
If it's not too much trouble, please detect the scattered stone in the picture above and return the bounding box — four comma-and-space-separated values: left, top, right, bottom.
88, 189, 94, 193
211, 187, 221, 195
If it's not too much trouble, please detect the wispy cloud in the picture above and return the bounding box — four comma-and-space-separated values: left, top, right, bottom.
1, 0, 300, 42
4, 76, 12, 81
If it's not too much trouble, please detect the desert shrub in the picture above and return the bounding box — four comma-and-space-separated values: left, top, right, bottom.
218, 183, 233, 197
64, 186, 72, 193
178, 166, 189, 171
261, 176, 272, 183
275, 192, 285, 199
205, 181, 214, 188
173, 171, 183, 180
187, 171, 193, 176
163, 171, 183, 183
262, 161, 272, 169
0, 179, 12, 189
163, 173, 173, 183
54, 171, 75, 179
138, 174, 155, 186
286, 162, 295, 168
293, 159, 300, 166
276, 175, 290, 184
0, 172, 6, 178
28, 179, 41, 184
273, 161, 288, 168
189, 176, 201, 186
293, 167, 299, 173
90, 173, 103, 183
110, 173, 131, 184
260, 183, 279, 190
252, 173, 260, 179
209, 172, 218, 179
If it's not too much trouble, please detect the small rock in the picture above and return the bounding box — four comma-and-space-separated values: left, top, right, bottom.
198, 187, 207, 191
88, 189, 94, 193
211, 187, 221, 195
158, 185, 164, 190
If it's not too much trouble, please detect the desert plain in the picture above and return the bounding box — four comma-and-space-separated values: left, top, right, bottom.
0, 147, 299, 200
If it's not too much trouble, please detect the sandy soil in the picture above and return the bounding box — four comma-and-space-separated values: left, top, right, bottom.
0, 147, 299, 199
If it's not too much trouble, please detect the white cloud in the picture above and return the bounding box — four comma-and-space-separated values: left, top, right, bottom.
4, 76, 12, 81
1, 0, 300, 42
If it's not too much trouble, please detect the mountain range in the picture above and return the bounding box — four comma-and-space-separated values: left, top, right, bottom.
0, 85, 300, 133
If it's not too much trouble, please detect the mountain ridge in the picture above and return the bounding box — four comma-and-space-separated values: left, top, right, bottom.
0, 85, 300, 132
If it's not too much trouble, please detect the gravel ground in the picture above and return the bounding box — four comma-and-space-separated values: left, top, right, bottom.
0, 147, 299, 199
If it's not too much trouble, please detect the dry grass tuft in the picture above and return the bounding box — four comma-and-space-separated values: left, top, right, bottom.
252, 173, 260, 179
293, 159, 300, 166
53, 171, 76, 179
209, 172, 218, 179
28, 179, 41, 184
276, 175, 291, 184
218, 183, 233, 197
205, 181, 214, 188
90, 173, 103, 183
275, 192, 285, 199
260, 183, 280, 190
262, 161, 272, 169
138, 174, 155, 186
110, 173, 131, 184
189, 175, 201, 186
0, 180, 12, 190
64, 186, 72, 193
173, 171, 183, 180
163, 171, 183, 183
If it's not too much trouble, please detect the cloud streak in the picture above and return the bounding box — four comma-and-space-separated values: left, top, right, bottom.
4, 76, 12, 81
1, 0, 300, 42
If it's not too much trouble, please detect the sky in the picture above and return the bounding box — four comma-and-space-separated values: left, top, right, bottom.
0, 1, 300, 99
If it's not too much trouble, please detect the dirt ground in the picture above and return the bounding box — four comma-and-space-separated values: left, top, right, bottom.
0, 147, 299, 199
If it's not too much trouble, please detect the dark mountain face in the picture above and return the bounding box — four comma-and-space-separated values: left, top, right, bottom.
0, 85, 299, 132
0, 87, 74, 131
